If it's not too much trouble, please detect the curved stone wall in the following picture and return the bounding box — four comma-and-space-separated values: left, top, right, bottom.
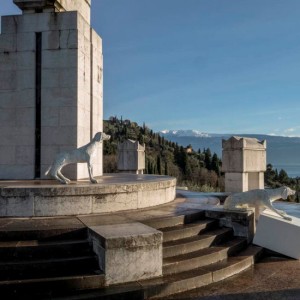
0, 174, 176, 217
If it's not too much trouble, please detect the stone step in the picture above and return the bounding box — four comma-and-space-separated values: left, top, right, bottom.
0, 256, 100, 281
0, 227, 88, 241
143, 210, 205, 229
0, 239, 92, 260
53, 282, 144, 300
0, 273, 106, 298
161, 219, 218, 242
163, 227, 233, 258
163, 237, 247, 276
50, 246, 263, 300
141, 245, 263, 299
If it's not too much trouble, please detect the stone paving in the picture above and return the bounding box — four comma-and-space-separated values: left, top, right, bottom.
166, 256, 300, 300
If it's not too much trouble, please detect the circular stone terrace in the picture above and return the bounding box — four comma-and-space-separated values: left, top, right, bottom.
0, 174, 176, 217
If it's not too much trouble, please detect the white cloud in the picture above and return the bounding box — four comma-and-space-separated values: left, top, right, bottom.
285, 128, 296, 133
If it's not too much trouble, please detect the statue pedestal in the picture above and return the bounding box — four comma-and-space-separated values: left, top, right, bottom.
253, 210, 300, 259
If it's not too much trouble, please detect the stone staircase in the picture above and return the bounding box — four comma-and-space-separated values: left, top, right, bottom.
0, 227, 105, 299
141, 211, 262, 299
0, 211, 262, 299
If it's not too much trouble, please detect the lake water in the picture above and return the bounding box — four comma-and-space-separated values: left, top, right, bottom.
272, 164, 300, 178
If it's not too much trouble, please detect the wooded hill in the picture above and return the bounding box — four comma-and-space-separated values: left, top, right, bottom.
103, 116, 224, 192
103, 116, 299, 198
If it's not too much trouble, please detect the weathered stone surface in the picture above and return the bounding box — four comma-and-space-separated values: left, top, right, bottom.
0, 175, 176, 217
0, 6, 103, 180
205, 207, 255, 242
89, 222, 163, 285
118, 140, 145, 173
222, 136, 266, 192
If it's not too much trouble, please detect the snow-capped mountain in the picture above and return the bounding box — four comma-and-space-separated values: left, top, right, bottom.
160, 129, 210, 138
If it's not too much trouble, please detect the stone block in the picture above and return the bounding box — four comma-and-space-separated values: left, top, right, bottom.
253, 210, 300, 259
16, 107, 35, 127
34, 195, 93, 216
41, 145, 59, 165
205, 207, 255, 243
42, 126, 77, 147
222, 136, 266, 173
0, 108, 16, 127
42, 30, 60, 50
0, 146, 15, 164
0, 33, 17, 52
225, 172, 248, 193
0, 165, 34, 179
0, 91, 15, 108
1, 16, 18, 34
5, 196, 34, 217
77, 13, 91, 40
59, 106, 77, 126
41, 106, 59, 127
42, 67, 77, 88
59, 29, 78, 49
89, 223, 162, 285
92, 192, 139, 214
4, 12, 78, 33
42, 49, 77, 69
91, 28, 103, 53
138, 189, 165, 209
16, 32, 35, 51
41, 126, 77, 146
0, 52, 17, 71
14, 89, 35, 107
0, 70, 17, 90
41, 87, 76, 107
17, 51, 35, 70
15, 146, 34, 165
16, 69, 35, 90
59, 0, 91, 23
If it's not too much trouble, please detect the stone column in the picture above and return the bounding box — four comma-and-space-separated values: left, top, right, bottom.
0, 0, 103, 180
117, 140, 145, 174
222, 136, 266, 193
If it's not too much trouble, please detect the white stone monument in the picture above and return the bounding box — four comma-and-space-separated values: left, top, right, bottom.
0, 0, 103, 180
222, 136, 266, 193
117, 140, 145, 174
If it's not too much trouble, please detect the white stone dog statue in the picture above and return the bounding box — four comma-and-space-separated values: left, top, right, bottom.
223, 186, 295, 221
45, 132, 110, 184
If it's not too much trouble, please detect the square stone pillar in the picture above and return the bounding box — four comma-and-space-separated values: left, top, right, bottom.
0, 0, 103, 180
117, 140, 145, 174
89, 223, 162, 285
222, 136, 266, 193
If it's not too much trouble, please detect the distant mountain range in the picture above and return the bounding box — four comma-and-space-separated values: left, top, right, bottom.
160, 130, 300, 177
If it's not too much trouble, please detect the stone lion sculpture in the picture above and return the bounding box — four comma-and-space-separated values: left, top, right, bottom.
223, 186, 295, 221
45, 132, 110, 184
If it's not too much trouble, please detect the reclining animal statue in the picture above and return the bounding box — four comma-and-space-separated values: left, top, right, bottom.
45, 132, 110, 184
223, 186, 295, 221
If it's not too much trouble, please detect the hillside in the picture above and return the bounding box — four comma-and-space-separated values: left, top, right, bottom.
103, 117, 299, 197
103, 117, 223, 192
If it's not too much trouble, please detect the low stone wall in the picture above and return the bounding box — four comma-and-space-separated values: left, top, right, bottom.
204, 207, 255, 243
0, 174, 176, 217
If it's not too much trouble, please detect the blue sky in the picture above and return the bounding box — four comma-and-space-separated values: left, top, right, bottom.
2, 0, 300, 136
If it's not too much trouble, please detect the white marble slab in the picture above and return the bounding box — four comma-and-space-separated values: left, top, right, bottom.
253, 209, 300, 259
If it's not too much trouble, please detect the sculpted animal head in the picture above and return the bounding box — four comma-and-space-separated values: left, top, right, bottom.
282, 186, 296, 199
93, 132, 111, 142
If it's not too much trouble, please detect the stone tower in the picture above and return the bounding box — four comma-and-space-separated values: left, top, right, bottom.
0, 0, 103, 180
222, 136, 267, 192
